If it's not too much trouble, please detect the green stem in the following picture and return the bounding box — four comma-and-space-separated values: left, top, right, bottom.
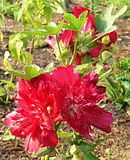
2, 0, 5, 31
69, 32, 79, 64
56, 35, 65, 65
91, 0, 94, 11
55, 121, 62, 131
6, 74, 13, 104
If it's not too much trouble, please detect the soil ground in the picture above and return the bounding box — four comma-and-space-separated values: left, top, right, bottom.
0, 16, 130, 160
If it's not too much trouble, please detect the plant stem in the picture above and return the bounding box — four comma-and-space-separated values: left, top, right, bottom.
6, 74, 13, 104
1, 0, 5, 31
29, 38, 34, 53
56, 35, 65, 65
69, 32, 78, 64
55, 121, 62, 131
91, 0, 94, 11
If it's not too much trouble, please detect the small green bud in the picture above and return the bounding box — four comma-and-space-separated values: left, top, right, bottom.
102, 51, 112, 60
81, 46, 88, 53
110, 44, 118, 53
102, 36, 110, 45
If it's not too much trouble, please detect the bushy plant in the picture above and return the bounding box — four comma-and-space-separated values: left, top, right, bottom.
0, 1, 128, 159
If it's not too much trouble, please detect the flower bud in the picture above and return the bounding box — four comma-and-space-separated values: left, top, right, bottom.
102, 36, 110, 45
102, 51, 112, 60
81, 46, 88, 53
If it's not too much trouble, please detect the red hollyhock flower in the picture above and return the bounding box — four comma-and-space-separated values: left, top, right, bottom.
58, 29, 76, 46
52, 65, 113, 139
45, 31, 75, 49
45, 36, 57, 49
107, 31, 117, 43
5, 74, 63, 153
46, 6, 117, 65
75, 53, 83, 65
90, 43, 102, 58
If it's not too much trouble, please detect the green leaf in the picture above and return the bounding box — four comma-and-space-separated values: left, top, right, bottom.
75, 63, 92, 75
7, 69, 24, 78
115, 102, 123, 110
7, 64, 43, 80
63, 11, 87, 31
114, 5, 127, 20
106, 77, 119, 99
102, 51, 112, 61
24, 65, 44, 80
3, 51, 12, 68
3, 129, 15, 141
43, 62, 54, 72
44, 22, 63, 35
78, 142, 93, 152
44, 6, 52, 23
14, 9, 23, 22
124, 99, 130, 105
95, 63, 103, 74
20, 51, 32, 65
9, 35, 27, 62
21, 23, 63, 37
0, 88, 5, 96
106, 77, 117, 90
32, 147, 52, 158
16, 41, 23, 59
126, 107, 130, 116
57, 131, 72, 138
121, 80, 130, 91
95, 5, 127, 36
0, 31, 3, 42
99, 69, 112, 80
84, 152, 99, 160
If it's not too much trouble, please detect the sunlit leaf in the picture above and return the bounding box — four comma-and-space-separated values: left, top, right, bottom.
32, 147, 52, 158
14, 9, 22, 22
24, 64, 44, 80
57, 131, 72, 138
3, 129, 15, 141
44, 6, 52, 23
63, 11, 87, 31
3, 51, 12, 68
95, 5, 127, 36
0, 88, 5, 96
84, 152, 99, 160
43, 62, 54, 72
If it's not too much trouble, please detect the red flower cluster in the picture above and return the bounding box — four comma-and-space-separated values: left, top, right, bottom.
5, 65, 112, 153
5, 73, 63, 153
46, 6, 117, 64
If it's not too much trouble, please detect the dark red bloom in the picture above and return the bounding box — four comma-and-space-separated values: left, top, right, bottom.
59, 29, 76, 46
107, 31, 117, 43
45, 6, 118, 65
52, 65, 113, 139
5, 65, 113, 153
90, 43, 102, 58
5, 74, 63, 153
75, 53, 83, 65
